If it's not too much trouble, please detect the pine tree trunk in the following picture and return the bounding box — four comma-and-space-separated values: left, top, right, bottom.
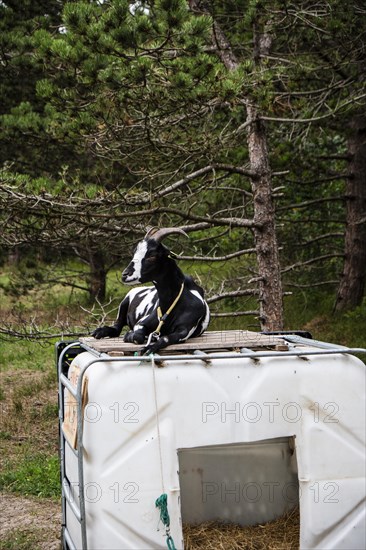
247, 107, 284, 330
190, 1, 284, 330
88, 248, 106, 302
247, 24, 283, 331
335, 115, 366, 311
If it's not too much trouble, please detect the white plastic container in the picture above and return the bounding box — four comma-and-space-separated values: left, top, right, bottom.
60, 338, 366, 550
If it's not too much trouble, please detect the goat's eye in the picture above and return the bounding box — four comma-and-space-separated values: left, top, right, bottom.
146, 255, 156, 262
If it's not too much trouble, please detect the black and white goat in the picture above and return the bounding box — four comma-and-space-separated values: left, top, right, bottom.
92, 227, 210, 354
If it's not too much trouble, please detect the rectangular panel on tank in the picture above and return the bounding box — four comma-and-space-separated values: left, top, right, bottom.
178, 436, 299, 527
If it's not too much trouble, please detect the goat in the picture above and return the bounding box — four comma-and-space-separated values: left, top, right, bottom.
92, 227, 210, 354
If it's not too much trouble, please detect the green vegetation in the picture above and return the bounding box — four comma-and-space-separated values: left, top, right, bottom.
284, 294, 366, 348
2, 0, 365, 320
0, 530, 41, 550
1, 257, 365, 344
0, 454, 60, 499
0, 275, 61, 506
0, 256, 364, 550
0, 339, 54, 372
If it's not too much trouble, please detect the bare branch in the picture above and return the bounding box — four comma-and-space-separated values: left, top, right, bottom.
261, 93, 366, 124
154, 165, 215, 198
210, 311, 259, 317
284, 281, 338, 288
0, 327, 88, 340
212, 163, 258, 179
207, 289, 259, 304
284, 174, 348, 185
153, 162, 258, 201
296, 233, 344, 247
161, 208, 258, 229
179, 248, 256, 262
277, 195, 344, 211
282, 253, 344, 273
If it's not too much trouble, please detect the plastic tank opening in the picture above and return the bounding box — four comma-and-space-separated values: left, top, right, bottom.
178, 437, 299, 528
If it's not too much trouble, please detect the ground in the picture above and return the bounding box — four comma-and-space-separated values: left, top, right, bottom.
0, 492, 61, 550
0, 363, 62, 550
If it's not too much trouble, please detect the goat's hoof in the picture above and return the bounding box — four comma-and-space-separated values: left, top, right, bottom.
92, 326, 117, 339
125, 331, 145, 345
91, 328, 106, 339
124, 331, 135, 343
142, 343, 161, 355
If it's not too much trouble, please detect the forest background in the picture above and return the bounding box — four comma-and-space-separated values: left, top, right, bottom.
1, 0, 366, 338
0, 1, 365, 547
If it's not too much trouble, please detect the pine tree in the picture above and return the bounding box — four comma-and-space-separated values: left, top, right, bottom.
1, 0, 365, 320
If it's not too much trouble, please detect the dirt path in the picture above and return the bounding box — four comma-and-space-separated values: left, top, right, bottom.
0, 492, 61, 549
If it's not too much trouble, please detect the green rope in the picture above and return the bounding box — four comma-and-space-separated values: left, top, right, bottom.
155, 494, 170, 526
155, 493, 176, 550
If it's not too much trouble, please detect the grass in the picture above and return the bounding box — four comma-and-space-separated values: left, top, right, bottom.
0, 328, 60, 506
284, 292, 366, 348
0, 339, 56, 372
0, 529, 41, 550
0, 257, 364, 550
0, 454, 60, 498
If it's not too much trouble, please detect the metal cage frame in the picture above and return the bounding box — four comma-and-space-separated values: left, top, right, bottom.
56, 337, 366, 550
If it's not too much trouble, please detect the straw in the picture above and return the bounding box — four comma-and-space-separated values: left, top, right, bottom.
183, 507, 300, 550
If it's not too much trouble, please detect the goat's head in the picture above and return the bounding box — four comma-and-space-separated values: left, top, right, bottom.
122, 227, 188, 285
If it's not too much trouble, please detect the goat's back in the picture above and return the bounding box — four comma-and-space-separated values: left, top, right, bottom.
184, 275, 205, 298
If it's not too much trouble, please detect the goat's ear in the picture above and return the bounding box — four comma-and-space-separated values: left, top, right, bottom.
159, 243, 170, 257
167, 250, 179, 260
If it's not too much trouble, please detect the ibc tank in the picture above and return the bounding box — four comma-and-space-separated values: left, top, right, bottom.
58, 333, 366, 550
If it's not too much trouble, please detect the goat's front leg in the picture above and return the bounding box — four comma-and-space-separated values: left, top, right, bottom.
124, 326, 148, 345
142, 327, 189, 355
92, 325, 120, 339
124, 310, 159, 346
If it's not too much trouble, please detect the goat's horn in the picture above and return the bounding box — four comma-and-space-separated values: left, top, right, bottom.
144, 226, 160, 239
145, 227, 189, 242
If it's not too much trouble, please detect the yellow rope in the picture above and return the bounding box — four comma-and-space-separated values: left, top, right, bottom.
155, 282, 184, 335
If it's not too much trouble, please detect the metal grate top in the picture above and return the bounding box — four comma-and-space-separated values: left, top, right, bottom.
80, 330, 288, 356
